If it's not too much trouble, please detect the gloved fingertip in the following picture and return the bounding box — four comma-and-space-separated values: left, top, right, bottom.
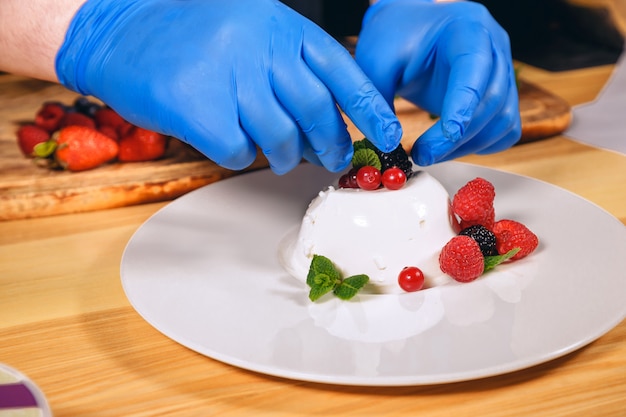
416, 155, 434, 167
269, 164, 290, 176
328, 149, 353, 173
370, 119, 402, 153
312, 143, 353, 173
412, 141, 434, 166
414, 134, 458, 166
442, 120, 463, 143
303, 153, 323, 167
383, 120, 403, 152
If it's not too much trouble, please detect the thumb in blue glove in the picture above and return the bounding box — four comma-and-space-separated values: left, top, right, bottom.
356, 0, 521, 166
56, 0, 402, 174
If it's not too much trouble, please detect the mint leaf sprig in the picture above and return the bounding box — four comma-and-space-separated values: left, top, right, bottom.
307, 255, 369, 301
484, 247, 520, 271
351, 138, 381, 171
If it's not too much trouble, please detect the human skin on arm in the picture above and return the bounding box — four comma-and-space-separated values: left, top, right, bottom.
0, 0, 86, 81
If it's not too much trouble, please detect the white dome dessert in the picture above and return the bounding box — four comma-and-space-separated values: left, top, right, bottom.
279, 171, 456, 294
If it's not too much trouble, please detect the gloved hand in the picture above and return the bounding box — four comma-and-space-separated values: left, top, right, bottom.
356, 0, 521, 166
56, 0, 402, 174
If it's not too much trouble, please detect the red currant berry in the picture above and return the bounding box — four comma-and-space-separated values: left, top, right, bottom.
398, 266, 425, 292
338, 174, 350, 189
339, 168, 359, 189
381, 167, 407, 190
356, 166, 381, 190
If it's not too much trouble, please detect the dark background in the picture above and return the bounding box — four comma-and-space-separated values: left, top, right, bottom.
478, 0, 624, 70
281, 0, 624, 71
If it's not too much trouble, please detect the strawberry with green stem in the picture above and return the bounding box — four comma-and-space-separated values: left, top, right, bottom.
35, 125, 119, 171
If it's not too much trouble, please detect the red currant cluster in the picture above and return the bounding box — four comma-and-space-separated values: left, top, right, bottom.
338, 166, 407, 191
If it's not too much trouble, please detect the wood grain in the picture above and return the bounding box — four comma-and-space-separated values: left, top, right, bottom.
1, 307, 624, 417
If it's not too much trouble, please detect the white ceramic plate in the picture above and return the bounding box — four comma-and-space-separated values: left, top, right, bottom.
121, 162, 626, 386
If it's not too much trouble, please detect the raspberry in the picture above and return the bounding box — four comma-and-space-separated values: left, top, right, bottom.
492, 219, 539, 260
16, 124, 50, 156
117, 121, 134, 138
452, 177, 495, 227
94, 107, 126, 131
60, 112, 97, 130
98, 125, 119, 141
459, 206, 495, 230
439, 235, 485, 283
34, 102, 66, 133
459, 224, 498, 256
375, 143, 413, 179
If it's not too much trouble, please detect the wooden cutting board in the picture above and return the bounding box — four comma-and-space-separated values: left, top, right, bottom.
0, 76, 570, 221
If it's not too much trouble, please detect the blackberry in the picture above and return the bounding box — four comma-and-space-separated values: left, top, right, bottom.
73, 96, 102, 117
375, 144, 413, 179
459, 224, 498, 257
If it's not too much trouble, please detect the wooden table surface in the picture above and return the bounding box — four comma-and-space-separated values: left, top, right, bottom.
1, 64, 625, 416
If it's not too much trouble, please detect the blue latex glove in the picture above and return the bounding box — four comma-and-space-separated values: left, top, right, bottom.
356, 0, 521, 166
56, 0, 402, 174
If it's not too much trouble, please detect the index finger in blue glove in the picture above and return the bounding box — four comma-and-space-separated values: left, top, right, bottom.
437, 102, 521, 162
272, 65, 355, 173
413, 47, 519, 165
267, 24, 357, 173
301, 29, 403, 154
438, 19, 496, 143
439, 67, 521, 161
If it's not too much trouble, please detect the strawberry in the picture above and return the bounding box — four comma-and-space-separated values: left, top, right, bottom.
34, 102, 66, 132
60, 112, 97, 130
452, 177, 496, 229
492, 219, 539, 261
439, 235, 485, 283
94, 107, 126, 131
118, 126, 167, 162
17, 124, 50, 156
39, 126, 119, 171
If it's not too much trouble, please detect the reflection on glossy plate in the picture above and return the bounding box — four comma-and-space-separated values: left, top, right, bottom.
120, 162, 626, 386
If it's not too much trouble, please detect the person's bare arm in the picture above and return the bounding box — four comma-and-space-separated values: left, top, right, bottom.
0, 0, 86, 81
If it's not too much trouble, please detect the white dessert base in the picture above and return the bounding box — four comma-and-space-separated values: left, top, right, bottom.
279, 171, 456, 294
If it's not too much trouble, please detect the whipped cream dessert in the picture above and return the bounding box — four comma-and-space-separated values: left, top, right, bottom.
279, 171, 456, 294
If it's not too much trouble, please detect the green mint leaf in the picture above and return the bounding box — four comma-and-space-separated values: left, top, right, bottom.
307, 254, 341, 286
307, 255, 342, 301
353, 139, 368, 151
306, 256, 370, 301
308, 278, 337, 301
311, 272, 334, 287
353, 138, 377, 151
484, 248, 521, 271
352, 148, 381, 170
333, 274, 369, 300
